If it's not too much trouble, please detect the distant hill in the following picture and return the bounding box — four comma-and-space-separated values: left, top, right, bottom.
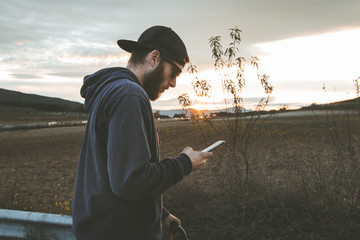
0, 88, 85, 112
153, 109, 184, 118
301, 97, 360, 111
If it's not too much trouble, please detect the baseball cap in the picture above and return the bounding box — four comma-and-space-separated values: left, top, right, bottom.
117, 26, 190, 68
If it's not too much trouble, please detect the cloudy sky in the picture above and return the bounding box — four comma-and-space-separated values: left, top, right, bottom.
1, 0, 360, 111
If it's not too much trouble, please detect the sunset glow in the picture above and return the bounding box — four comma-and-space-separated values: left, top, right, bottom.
255, 28, 360, 83
157, 28, 360, 112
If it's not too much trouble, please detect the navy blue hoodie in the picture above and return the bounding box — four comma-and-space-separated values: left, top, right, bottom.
72, 67, 192, 240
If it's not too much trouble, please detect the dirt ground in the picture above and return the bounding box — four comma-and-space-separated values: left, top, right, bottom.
1, 111, 360, 239
0, 118, 208, 213
1, 112, 359, 214
0, 125, 85, 212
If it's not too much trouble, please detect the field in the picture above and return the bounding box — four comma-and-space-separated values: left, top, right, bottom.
1, 110, 360, 240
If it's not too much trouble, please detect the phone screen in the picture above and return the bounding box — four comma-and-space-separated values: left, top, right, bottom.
201, 140, 225, 152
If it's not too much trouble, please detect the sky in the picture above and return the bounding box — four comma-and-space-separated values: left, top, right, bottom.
1, 0, 360, 111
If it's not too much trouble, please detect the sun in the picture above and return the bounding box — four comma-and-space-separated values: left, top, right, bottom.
191, 103, 207, 111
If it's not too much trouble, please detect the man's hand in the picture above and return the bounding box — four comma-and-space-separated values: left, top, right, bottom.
182, 147, 213, 172
163, 214, 181, 240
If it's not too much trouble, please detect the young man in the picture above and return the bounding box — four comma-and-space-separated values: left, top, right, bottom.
72, 26, 213, 240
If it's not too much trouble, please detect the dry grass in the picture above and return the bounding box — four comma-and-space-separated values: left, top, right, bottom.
162, 113, 360, 239
1, 111, 360, 239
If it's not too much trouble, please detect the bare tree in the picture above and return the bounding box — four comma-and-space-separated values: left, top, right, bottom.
179, 27, 274, 183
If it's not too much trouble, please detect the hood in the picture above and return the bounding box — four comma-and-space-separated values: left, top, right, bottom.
80, 67, 139, 112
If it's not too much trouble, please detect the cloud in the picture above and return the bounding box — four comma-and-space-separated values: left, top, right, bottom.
0, 0, 134, 79
47, 72, 89, 78
1, 0, 360, 106
10, 73, 43, 79
0, 35, 129, 79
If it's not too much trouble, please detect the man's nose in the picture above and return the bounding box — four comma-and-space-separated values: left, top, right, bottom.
169, 78, 176, 88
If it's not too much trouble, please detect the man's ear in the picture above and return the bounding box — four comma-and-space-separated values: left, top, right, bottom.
148, 50, 161, 67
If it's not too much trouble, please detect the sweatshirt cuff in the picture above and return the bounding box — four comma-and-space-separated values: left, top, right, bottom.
177, 153, 192, 175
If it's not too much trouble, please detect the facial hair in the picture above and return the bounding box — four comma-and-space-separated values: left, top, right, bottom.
142, 61, 165, 101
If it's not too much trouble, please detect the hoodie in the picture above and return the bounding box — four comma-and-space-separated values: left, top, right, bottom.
72, 67, 192, 240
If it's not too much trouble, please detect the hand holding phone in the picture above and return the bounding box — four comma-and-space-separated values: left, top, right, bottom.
201, 140, 225, 152
181, 146, 213, 172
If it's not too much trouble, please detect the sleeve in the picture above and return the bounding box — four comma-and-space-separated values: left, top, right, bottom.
107, 95, 192, 201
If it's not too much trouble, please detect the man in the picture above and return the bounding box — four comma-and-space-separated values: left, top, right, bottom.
72, 26, 213, 240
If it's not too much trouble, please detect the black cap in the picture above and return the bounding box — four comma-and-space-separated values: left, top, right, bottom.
117, 26, 189, 67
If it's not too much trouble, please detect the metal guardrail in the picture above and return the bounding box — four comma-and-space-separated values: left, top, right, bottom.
0, 209, 75, 239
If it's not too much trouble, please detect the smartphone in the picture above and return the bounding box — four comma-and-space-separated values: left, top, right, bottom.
201, 140, 225, 152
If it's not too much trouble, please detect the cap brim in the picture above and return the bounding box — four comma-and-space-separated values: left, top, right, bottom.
117, 39, 147, 53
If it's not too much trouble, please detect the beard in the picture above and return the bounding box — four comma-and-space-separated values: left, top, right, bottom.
142, 61, 165, 101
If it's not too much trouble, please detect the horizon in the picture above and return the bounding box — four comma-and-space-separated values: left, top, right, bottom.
2, 87, 359, 118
